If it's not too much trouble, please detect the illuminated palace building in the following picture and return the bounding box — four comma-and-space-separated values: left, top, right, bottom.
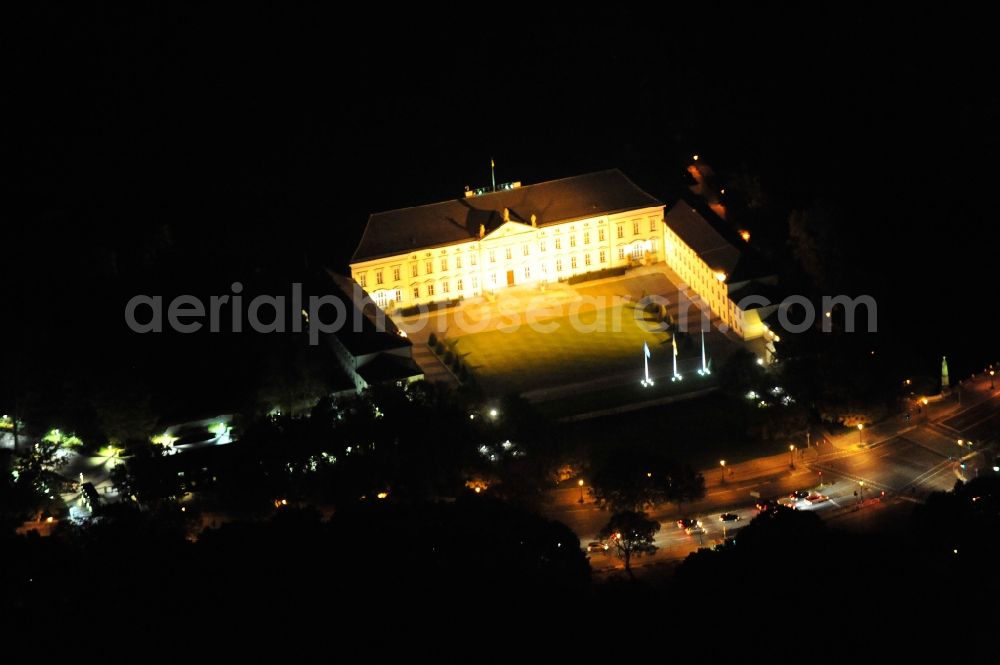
351, 170, 773, 341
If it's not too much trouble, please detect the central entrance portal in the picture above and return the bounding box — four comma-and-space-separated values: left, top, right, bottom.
506, 270, 515, 286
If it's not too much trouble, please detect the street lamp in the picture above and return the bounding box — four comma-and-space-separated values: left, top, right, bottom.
990, 370, 995, 390
859, 481, 865, 505
789, 444, 795, 468
578, 479, 585, 504
857, 423, 864, 444
720, 459, 726, 484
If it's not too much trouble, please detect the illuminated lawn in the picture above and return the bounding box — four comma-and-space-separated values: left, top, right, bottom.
452, 304, 672, 394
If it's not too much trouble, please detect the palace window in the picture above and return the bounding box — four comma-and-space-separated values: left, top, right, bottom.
599, 228, 605, 242
505, 247, 512, 260
491, 273, 497, 286
649, 218, 657, 232
425, 260, 433, 274
427, 284, 436, 296
376, 270, 384, 285
472, 276, 478, 289
490, 249, 496, 264
412, 286, 419, 299
358, 273, 367, 287
524, 266, 530, 279
632, 221, 639, 235
600, 250, 606, 263
617, 225, 624, 239
571, 256, 578, 269
618, 247, 625, 260
441, 257, 448, 272
585, 254, 592, 266
393, 267, 400, 281
583, 231, 590, 245
456, 256, 462, 269
471, 254, 477, 266
555, 238, 562, 250
556, 259, 563, 272
411, 264, 419, 277
540, 239, 547, 252
523, 243, 530, 256
570, 235, 577, 248
457, 278, 464, 291
442, 281, 450, 293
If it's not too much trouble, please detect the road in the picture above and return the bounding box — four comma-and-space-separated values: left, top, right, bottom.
545, 374, 1000, 575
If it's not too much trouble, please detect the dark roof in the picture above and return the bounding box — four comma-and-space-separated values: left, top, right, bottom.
352, 169, 663, 262
319, 271, 411, 356
664, 200, 742, 274
357, 353, 424, 384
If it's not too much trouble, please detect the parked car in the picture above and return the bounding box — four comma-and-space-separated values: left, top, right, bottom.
676, 518, 698, 529
719, 512, 741, 522
586, 541, 610, 553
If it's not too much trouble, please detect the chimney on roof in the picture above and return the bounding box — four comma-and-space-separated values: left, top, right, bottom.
530, 213, 537, 228
503, 207, 510, 222
479, 224, 485, 239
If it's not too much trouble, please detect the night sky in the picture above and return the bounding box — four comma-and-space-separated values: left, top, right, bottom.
8, 6, 1000, 407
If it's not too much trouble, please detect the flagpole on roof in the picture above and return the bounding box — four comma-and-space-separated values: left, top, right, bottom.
491, 158, 496, 192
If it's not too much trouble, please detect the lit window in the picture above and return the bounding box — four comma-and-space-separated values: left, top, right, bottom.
583, 231, 590, 245
427, 284, 435, 296
649, 218, 657, 232
376, 270, 384, 285
505, 247, 512, 260
540, 240, 547, 252
600, 250, 606, 263
555, 238, 562, 250
633, 221, 639, 235
599, 228, 605, 242
585, 254, 591, 266
442, 281, 449, 293
571, 256, 577, 269
412, 286, 419, 299
523, 244, 529, 256
392, 267, 400, 281
490, 249, 496, 264
456, 256, 462, 269
441, 258, 448, 272
570, 235, 577, 248
457, 278, 464, 291
395, 290, 402, 302
411, 264, 419, 277
617, 225, 624, 239
618, 247, 625, 260
358, 273, 367, 287
426, 260, 433, 274
556, 259, 563, 272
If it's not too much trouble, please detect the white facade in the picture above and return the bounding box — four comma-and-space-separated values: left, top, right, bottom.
351, 206, 665, 309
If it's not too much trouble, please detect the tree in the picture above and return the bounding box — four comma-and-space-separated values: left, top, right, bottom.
590, 450, 705, 515
110, 443, 184, 509
666, 464, 706, 517
599, 510, 660, 578
0, 439, 70, 529
590, 450, 672, 512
